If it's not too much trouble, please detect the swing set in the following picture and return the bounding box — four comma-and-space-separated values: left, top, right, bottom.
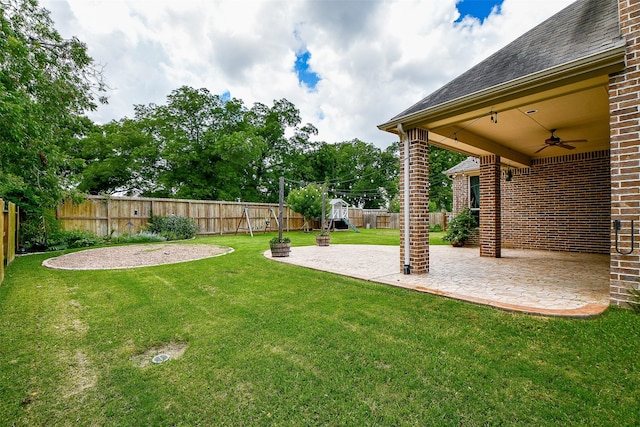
234, 206, 280, 237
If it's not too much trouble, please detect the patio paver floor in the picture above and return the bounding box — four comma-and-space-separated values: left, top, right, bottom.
267, 245, 610, 317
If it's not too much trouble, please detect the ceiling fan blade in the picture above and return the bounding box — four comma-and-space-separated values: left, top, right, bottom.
558, 143, 576, 150
560, 139, 587, 143
535, 145, 550, 153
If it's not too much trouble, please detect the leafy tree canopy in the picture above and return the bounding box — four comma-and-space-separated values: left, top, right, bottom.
74, 86, 320, 203
0, 0, 107, 246
286, 183, 325, 231
302, 139, 399, 209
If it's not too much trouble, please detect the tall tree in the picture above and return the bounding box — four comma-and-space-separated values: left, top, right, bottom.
126, 89, 316, 202
247, 99, 318, 202
303, 139, 399, 209
69, 119, 159, 195
0, 0, 107, 246
142, 86, 246, 199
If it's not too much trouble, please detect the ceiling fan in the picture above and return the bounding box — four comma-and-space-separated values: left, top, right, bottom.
535, 129, 587, 153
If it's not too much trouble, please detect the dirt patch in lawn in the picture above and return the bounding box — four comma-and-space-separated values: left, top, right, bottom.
42, 244, 233, 270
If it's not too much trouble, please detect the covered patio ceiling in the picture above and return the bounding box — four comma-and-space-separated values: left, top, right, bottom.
381, 73, 614, 169
429, 77, 611, 167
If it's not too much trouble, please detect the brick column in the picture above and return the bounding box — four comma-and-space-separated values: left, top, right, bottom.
609, 0, 640, 306
399, 129, 430, 274
480, 155, 501, 258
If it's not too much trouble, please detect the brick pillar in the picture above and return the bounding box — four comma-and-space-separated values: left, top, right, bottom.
609, 0, 640, 306
480, 155, 501, 258
399, 128, 430, 274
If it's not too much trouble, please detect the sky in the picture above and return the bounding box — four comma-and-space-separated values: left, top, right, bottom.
42, 0, 576, 149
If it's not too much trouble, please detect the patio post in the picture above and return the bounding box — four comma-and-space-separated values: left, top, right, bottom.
479, 155, 501, 258
399, 128, 430, 274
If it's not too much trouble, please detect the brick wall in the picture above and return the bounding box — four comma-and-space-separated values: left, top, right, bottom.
449, 151, 610, 252
609, 0, 640, 306
502, 151, 610, 254
452, 174, 470, 215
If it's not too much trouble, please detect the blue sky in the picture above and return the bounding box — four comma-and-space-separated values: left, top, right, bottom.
45, 0, 574, 148
295, 50, 321, 90
456, 0, 504, 23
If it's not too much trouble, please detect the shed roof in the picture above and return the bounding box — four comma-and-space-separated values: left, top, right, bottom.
443, 157, 480, 177
388, 0, 621, 122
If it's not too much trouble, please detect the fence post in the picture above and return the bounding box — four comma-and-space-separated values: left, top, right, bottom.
106, 198, 111, 235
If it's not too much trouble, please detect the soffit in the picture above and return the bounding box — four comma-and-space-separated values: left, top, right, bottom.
424, 76, 611, 167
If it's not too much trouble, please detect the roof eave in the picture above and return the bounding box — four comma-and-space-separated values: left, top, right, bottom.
378, 42, 627, 135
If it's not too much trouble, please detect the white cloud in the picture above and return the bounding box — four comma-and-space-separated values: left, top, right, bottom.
42, 0, 575, 148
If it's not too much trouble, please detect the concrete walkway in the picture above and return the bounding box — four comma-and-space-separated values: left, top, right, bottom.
267, 244, 610, 317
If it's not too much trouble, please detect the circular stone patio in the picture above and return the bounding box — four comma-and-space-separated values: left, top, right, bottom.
42, 244, 233, 270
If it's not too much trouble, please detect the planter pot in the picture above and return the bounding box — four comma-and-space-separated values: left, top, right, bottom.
316, 235, 330, 246
270, 242, 291, 257
450, 241, 465, 247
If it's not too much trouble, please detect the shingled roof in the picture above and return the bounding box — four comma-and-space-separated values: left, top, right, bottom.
389, 0, 622, 122
443, 157, 479, 177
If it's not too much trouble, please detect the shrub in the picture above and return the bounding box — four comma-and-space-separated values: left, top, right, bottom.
442, 207, 477, 245
46, 229, 103, 251
270, 236, 291, 244
429, 224, 443, 232
111, 231, 166, 244
19, 211, 59, 252
147, 215, 199, 241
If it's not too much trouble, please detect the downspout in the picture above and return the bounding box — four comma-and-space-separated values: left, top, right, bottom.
398, 124, 411, 274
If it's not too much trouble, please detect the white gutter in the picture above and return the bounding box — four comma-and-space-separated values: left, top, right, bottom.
398, 124, 411, 274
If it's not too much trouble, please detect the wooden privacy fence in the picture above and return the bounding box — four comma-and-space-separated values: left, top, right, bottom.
430, 212, 449, 230
57, 196, 366, 237
362, 210, 449, 230
1, 199, 19, 284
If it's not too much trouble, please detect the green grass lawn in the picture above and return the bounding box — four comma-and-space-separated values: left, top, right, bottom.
1, 230, 638, 425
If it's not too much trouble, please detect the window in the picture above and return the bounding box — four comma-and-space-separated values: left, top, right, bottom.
469, 175, 480, 224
